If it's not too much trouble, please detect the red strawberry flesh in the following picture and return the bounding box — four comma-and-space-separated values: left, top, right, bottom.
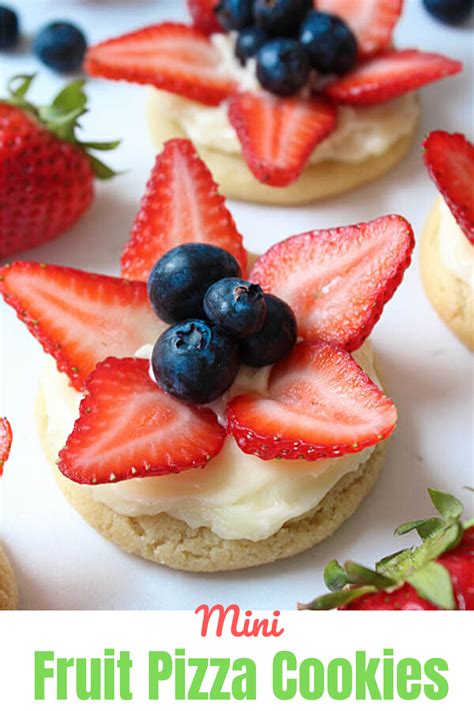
315, 0, 403, 58
58, 357, 226, 484
85, 23, 236, 106
0, 418, 12, 476
227, 340, 397, 461
0, 262, 162, 390
121, 139, 247, 281
424, 131, 474, 244
188, 0, 223, 35
250, 215, 414, 351
227, 92, 337, 187
0, 104, 94, 260
325, 49, 462, 105
437, 526, 474, 611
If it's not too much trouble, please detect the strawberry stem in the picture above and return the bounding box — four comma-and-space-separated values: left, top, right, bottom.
2, 74, 121, 180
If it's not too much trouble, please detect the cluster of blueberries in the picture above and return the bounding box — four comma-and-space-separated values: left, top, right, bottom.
216, 0, 358, 96
0, 5, 87, 73
216, 0, 473, 97
147, 244, 297, 404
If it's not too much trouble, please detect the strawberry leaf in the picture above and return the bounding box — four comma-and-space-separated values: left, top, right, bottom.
51, 79, 87, 114
345, 561, 394, 589
80, 139, 121, 151
428, 489, 463, 521
298, 586, 377, 611
377, 522, 463, 580
2, 74, 121, 181
324, 560, 348, 591
395, 517, 444, 540
87, 155, 121, 180
407, 562, 456, 610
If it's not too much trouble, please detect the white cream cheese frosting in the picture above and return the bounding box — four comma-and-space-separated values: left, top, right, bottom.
437, 196, 474, 287
150, 33, 420, 166
40, 341, 383, 542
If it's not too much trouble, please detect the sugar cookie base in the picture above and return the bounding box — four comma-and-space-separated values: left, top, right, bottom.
35, 384, 387, 573
421, 198, 474, 351
146, 88, 418, 206
0, 546, 18, 610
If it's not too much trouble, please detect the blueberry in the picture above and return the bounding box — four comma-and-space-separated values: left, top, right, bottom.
235, 26, 269, 66
239, 294, 297, 367
300, 11, 358, 75
254, 0, 312, 36
147, 244, 242, 324
204, 278, 266, 337
256, 38, 310, 96
152, 320, 240, 404
423, 0, 473, 24
33, 22, 87, 73
0, 5, 19, 49
215, 0, 254, 31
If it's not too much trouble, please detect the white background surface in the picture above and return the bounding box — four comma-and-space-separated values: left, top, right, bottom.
0, 1, 473, 610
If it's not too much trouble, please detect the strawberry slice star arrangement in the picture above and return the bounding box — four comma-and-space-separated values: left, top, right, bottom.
299, 489, 474, 610
1, 139, 415, 572
84, 0, 461, 203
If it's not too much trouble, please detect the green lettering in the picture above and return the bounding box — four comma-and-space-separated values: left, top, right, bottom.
56, 657, 74, 701
34, 652, 55, 701
76, 658, 101, 701
355, 651, 381, 700
175, 649, 186, 700
118, 651, 133, 701
188, 658, 209, 700
397, 658, 421, 700
273, 651, 297, 700
382, 649, 394, 700
299, 658, 324, 700
148, 652, 172, 700
424, 658, 449, 700
209, 659, 230, 701
232, 658, 256, 701
327, 658, 352, 700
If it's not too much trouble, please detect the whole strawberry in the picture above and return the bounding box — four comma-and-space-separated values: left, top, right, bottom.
299, 489, 474, 611
0, 75, 119, 260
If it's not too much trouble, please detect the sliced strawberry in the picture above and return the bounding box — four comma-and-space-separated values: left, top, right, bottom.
250, 215, 414, 351
227, 340, 397, 461
325, 49, 462, 105
0, 262, 161, 390
85, 23, 236, 106
121, 139, 247, 281
188, 0, 223, 35
58, 357, 226, 484
424, 131, 474, 244
227, 92, 337, 187
0, 418, 12, 476
316, 0, 403, 57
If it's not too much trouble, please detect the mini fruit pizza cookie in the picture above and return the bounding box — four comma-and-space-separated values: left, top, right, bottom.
421, 131, 474, 350
84, 1, 461, 205
1, 140, 415, 572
